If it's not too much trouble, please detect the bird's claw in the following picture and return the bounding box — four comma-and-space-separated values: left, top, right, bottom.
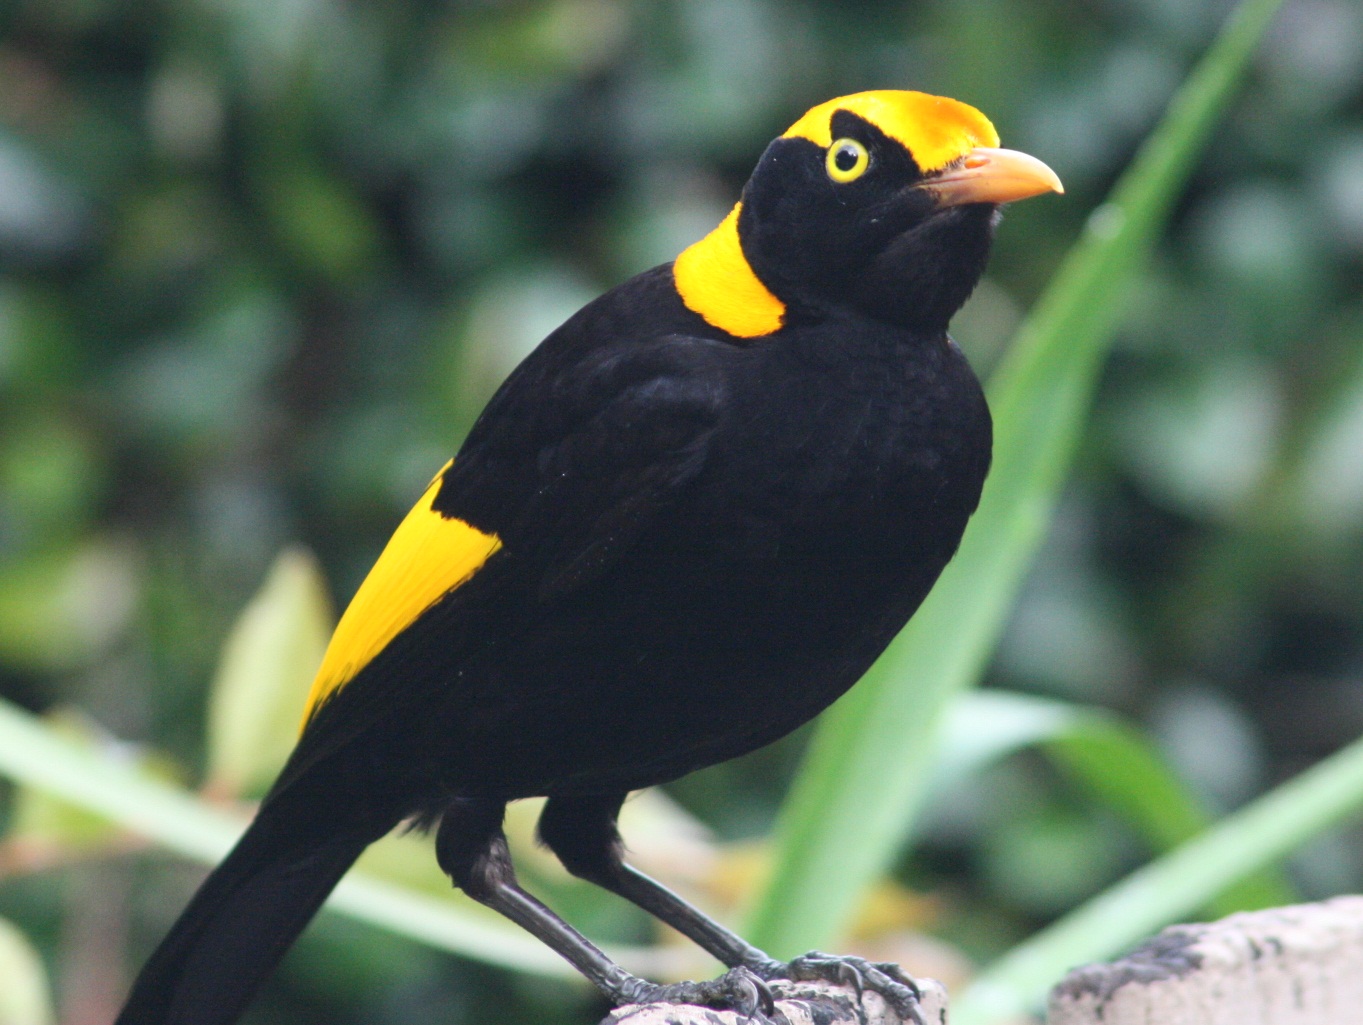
754, 953, 923, 1025
620, 966, 777, 1022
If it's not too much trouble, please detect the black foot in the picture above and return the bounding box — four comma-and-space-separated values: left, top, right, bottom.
616, 966, 776, 1021
751, 953, 923, 1025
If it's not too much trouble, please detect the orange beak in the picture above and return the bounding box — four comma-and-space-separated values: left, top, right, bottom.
921, 147, 1064, 207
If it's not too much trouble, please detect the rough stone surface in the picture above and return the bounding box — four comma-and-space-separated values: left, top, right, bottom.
600, 974, 948, 1025
1049, 896, 1363, 1025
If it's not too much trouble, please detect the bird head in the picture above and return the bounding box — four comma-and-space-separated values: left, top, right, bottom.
673, 90, 1062, 338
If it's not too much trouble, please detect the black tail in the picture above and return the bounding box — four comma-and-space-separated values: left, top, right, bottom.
116, 798, 387, 1025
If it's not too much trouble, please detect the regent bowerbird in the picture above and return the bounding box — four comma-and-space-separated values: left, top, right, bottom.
115, 89, 1061, 1025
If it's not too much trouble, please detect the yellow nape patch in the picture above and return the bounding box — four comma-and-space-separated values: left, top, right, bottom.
301, 462, 502, 727
783, 90, 1000, 174
673, 203, 785, 338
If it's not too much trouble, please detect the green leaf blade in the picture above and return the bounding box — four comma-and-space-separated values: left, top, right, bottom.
746, 0, 1289, 957
953, 727, 1363, 1024
205, 548, 334, 799
0, 917, 51, 1025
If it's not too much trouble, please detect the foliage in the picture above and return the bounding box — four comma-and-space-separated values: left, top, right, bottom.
1, 1, 1362, 1023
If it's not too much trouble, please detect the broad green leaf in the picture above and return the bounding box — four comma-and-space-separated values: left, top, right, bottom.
0, 917, 51, 1025
205, 548, 333, 799
0, 696, 683, 980
747, 0, 1289, 957
953, 725, 1363, 1024
933, 691, 1292, 915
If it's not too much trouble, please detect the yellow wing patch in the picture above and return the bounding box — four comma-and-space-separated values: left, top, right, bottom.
673, 202, 786, 338
783, 90, 999, 174
301, 462, 502, 727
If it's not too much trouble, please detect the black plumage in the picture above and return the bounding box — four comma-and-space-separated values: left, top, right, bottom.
116, 90, 1059, 1025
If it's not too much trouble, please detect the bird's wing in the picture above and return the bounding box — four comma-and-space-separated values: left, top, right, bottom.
299, 463, 504, 727
440, 332, 732, 597
293, 332, 731, 736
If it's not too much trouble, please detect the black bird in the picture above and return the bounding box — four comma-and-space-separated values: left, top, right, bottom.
116, 90, 1061, 1025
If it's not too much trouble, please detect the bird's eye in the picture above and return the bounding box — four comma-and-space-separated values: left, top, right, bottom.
825, 138, 869, 183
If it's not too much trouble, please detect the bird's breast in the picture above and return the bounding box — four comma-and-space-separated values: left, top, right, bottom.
696, 325, 990, 568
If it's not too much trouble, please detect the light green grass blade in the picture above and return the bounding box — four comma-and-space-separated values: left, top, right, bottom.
935, 691, 1293, 914
746, 0, 1287, 956
953, 726, 1363, 1024
0, 697, 676, 980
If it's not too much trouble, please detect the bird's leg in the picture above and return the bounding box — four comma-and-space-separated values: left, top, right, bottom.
539, 792, 779, 972
538, 793, 923, 1024
435, 797, 773, 1017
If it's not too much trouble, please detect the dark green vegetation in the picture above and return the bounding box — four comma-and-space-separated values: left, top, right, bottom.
1, 1, 1362, 1024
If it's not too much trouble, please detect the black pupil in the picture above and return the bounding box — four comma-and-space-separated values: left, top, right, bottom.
834, 145, 860, 172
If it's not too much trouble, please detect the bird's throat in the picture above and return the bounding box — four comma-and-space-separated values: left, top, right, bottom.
673, 203, 785, 338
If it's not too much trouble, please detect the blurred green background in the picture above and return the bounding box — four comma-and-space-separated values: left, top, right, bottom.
1, 0, 1361, 1022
